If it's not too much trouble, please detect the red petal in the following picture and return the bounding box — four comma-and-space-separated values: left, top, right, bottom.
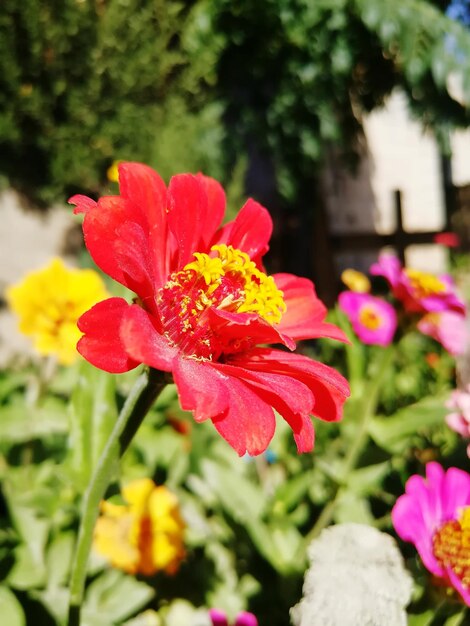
172, 358, 230, 422
216, 198, 272, 263
174, 359, 275, 455
77, 298, 140, 373
231, 348, 350, 423
275, 273, 349, 343
208, 308, 296, 351
211, 374, 276, 456
69, 194, 97, 215
167, 174, 210, 268
118, 162, 170, 287
78, 194, 160, 311
214, 362, 315, 452
120, 305, 177, 372
196, 173, 226, 247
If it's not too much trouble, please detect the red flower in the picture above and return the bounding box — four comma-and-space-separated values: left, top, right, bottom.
70, 163, 349, 456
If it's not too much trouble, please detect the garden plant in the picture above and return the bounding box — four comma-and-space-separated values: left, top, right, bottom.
0, 161, 469, 626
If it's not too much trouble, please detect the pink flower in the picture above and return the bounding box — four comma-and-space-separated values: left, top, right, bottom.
70, 163, 350, 456
392, 462, 470, 605
417, 311, 468, 356
371, 254, 465, 315
338, 292, 397, 346
209, 609, 257, 626
446, 386, 470, 457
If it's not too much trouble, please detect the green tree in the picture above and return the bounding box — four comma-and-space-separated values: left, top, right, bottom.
210, 0, 470, 286
0, 0, 225, 204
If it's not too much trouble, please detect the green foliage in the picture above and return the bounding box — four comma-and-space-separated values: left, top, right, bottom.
2, 0, 470, 208
0, 0, 225, 205
212, 0, 470, 203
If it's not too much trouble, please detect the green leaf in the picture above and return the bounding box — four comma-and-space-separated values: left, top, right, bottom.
443, 610, 468, 626
200, 459, 266, 523
245, 518, 306, 575
345, 462, 391, 496
0, 397, 68, 444
368, 396, 448, 453
333, 490, 375, 525
83, 569, 154, 624
408, 610, 437, 626
0, 586, 25, 626
5, 496, 49, 589
46, 531, 75, 588
68, 361, 118, 491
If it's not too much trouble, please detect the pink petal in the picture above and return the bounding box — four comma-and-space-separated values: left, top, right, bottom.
235, 612, 258, 626
441, 466, 470, 521
77, 298, 140, 374
209, 609, 228, 626
447, 568, 470, 606
338, 292, 397, 346
370, 253, 402, 288
445, 412, 470, 437
418, 311, 468, 356
119, 305, 177, 372
275, 273, 349, 343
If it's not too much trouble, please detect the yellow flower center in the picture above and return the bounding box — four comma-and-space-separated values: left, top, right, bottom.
158, 245, 286, 359
358, 305, 382, 330
341, 268, 371, 293
405, 269, 446, 299
433, 507, 470, 588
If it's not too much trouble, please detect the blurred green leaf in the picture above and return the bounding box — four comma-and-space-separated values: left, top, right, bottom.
200, 459, 266, 523
68, 361, 118, 491
46, 531, 75, 588
368, 396, 449, 454
0, 585, 25, 626
345, 462, 390, 496
333, 490, 375, 525
0, 397, 67, 444
408, 610, 437, 626
83, 569, 154, 624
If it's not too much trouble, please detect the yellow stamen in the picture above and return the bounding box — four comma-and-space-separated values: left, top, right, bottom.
405, 269, 446, 299
182, 244, 286, 324
358, 305, 382, 330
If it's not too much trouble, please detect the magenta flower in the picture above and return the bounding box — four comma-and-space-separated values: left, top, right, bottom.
392, 462, 470, 605
417, 311, 468, 356
209, 609, 257, 626
446, 386, 470, 457
371, 253, 465, 315
338, 291, 397, 346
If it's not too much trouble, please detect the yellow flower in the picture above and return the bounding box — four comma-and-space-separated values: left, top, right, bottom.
341, 268, 371, 293
93, 478, 186, 576
107, 160, 123, 183
6, 258, 108, 365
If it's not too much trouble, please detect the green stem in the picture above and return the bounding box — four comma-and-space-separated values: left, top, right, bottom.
67, 367, 167, 626
308, 345, 395, 540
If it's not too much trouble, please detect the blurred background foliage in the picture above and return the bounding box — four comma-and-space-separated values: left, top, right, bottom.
1, 0, 470, 210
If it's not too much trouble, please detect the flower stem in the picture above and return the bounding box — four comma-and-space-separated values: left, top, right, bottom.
67, 367, 167, 626
308, 345, 395, 540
